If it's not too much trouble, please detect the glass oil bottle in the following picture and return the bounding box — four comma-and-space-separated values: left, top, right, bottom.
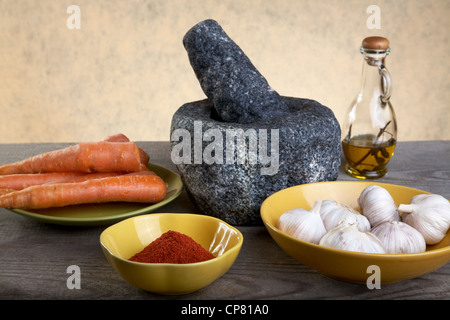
342, 36, 397, 179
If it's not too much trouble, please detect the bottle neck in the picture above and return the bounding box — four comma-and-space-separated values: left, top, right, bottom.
359, 51, 388, 96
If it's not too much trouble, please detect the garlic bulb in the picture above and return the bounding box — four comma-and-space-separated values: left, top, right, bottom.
319, 223, 386, 254
277, 200, 327, 244
371, 221, 426, 254
320, 200, 371, 232
398, 194, 450, 245
358, 185, 400, 227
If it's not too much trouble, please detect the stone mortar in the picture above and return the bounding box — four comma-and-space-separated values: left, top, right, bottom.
170, 97, 341, 225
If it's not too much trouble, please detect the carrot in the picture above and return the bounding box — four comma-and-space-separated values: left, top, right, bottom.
0, 188, 14, 196
0, 172, 87, 190
0, 141, 143, 175
0, 171, 147, 191
102, 133, 130, 143
66, 171, 156, 182
0, 171, 167, 209
103, 133, 150, 168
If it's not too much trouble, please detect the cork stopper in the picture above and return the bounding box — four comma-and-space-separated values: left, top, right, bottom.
362, 36, 390, 51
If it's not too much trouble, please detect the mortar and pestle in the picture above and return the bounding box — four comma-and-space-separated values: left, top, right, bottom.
171, 19, 341, 225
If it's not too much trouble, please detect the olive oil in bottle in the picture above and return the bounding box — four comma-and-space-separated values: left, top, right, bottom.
342, 134, 396, 179
341, 36, 398, 179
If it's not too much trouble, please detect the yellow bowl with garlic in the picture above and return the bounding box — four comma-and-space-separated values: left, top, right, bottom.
100, 213, 243, 294
260, 181, 450, 284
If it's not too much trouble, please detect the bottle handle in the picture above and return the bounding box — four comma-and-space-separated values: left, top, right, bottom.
379, 65, 392, 104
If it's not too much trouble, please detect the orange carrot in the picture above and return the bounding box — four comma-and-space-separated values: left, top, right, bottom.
0, 171, 167, 209
102, 133, 130, 143
0, 172, 87, 190
0, 188, 14, 196
65, 171, 156, 182
0, 141, 143, 175
103, 133, 150, 168
0, 171, 146, 191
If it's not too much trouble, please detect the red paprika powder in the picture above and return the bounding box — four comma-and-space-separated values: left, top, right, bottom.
128, 230, 215, 264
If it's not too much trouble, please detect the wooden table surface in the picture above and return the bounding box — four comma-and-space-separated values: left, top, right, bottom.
0, 140, 449, 301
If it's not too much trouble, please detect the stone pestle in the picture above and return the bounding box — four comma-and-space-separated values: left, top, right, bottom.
183, 19, 290, 124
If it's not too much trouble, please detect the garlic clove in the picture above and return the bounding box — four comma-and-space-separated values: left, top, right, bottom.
358, 185, 400, 227
319, 223, 386, 254
320, 200, 371, 232
398, 194, 450, 245
371, 221, 426, 254
277, 200, 327, 244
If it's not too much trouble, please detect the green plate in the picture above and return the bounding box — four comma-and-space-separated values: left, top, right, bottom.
9, 163, 183, 226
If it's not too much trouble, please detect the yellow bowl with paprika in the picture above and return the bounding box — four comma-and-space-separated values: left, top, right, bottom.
100, 213, 243, 295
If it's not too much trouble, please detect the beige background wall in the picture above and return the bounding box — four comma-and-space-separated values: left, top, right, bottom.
1, 0, 449, 143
